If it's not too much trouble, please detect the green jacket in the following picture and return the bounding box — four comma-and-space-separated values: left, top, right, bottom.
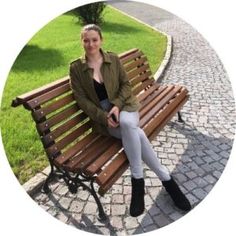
69, 49, 140, 136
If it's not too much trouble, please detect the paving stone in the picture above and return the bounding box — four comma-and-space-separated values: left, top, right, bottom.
124, 216, 139, 229
203, 175, 217, 184
174, 173, 188, 183
112, 194, 124, 204
185, 171, 198, 179
111, 204, 127, 216
192, 188, 208, 200
153, 214, 171, 228
169, 211, 184, 221
56, 212, 69, 223
83, 202, 97, 215
110, 216, 124, 229
69, 200, 85, 213
138, 213, 154, 228
183, 180, 198, 191
57, 197, 72, 210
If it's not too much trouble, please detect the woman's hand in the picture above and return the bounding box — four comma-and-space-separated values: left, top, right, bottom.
107, 106, 120, 128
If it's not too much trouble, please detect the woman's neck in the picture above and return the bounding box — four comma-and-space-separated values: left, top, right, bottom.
86, 51, 103, 63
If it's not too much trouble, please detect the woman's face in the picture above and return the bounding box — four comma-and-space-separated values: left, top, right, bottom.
81, 30, 102, 56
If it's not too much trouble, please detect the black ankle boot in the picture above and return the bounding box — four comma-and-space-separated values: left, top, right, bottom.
130, 178, 145, 217
162, 176, 191, 211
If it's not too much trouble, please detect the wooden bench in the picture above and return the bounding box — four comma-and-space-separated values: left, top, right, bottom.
12, 48, 189, 220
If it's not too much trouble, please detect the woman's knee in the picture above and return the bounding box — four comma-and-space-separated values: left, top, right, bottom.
119, 111, 139, 129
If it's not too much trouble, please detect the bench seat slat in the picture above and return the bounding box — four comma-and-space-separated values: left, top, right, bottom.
147, 95, 189, 138
64, 136, 115, 172
139, 85, 183, 127
54, 132, 98, 165
84, 140, 122, 176
98, 162, 129, 196
137, 83, 160, 102
133, 79, 154, 95
46, 121, 91, 156
139, 85, 168, 108
139, 85, 175, 118
96, 152, 128, 186
144, 88, 188, 136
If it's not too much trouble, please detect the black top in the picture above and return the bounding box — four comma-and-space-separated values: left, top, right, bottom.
93, 79, 108, 101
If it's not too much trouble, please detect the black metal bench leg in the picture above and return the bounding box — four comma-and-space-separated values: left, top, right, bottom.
178, 111, 184, 123
90, 179, 108, 221
42, 163, 55, 194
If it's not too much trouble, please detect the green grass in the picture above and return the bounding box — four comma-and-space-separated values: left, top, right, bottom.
0, 6, 167, 184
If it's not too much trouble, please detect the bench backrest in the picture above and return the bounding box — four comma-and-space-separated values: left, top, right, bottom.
13, 48, 154, 162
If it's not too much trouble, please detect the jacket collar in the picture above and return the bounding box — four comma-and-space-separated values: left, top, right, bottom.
81, 48, 112, 72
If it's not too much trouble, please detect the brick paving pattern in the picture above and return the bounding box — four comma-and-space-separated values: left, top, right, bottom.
30, 2, 236, 235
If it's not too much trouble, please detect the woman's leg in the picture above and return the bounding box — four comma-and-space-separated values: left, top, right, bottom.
108, 111, 144, 217
109, 111, 170, 181
108, 111, 143, 179
108, 110, 191, 212
137, 128, 171, 181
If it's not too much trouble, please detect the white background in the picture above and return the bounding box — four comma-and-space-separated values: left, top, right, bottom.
0, 0, 235, 235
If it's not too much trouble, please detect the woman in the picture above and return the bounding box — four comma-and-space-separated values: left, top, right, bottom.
70, 24, 191, 217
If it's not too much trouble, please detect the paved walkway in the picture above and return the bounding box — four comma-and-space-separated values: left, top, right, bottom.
28, 2, 235, 235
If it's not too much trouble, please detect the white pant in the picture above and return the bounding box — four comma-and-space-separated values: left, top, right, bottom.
100, 99, 171, 181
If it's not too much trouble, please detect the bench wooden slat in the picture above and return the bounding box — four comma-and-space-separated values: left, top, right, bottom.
124, 56, 147, 72
127, 64, 150, 81
45, 121, 91, 157
147, 95, 189, 139
120, 50, 143, 65
96, 151, 128, 186
139, 85, 175, 118
136, 83, 160, 102
130, 71, 152, 87
118, 48, 139, 60
144, 88, 188, 136
36, 104, 79, 134
64, 136, 115, 172
98, 162, 129, 196
32, 93, 75, 122
139, 85, 168, 108
41, 113, 88, 146
139, 85, 182, 127
26, 83, 71, 109
11, 77, 70, 107
53, 132, 98, 164
85, 140, 122, 176
133, 78, 154, 95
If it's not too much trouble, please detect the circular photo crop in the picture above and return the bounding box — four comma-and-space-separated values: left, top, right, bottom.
1, 1, 235, 235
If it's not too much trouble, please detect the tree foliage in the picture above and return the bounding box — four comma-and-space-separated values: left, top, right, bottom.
73, 2, 106, 25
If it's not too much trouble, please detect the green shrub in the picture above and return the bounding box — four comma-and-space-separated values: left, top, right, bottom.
73, 2, 106, 25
